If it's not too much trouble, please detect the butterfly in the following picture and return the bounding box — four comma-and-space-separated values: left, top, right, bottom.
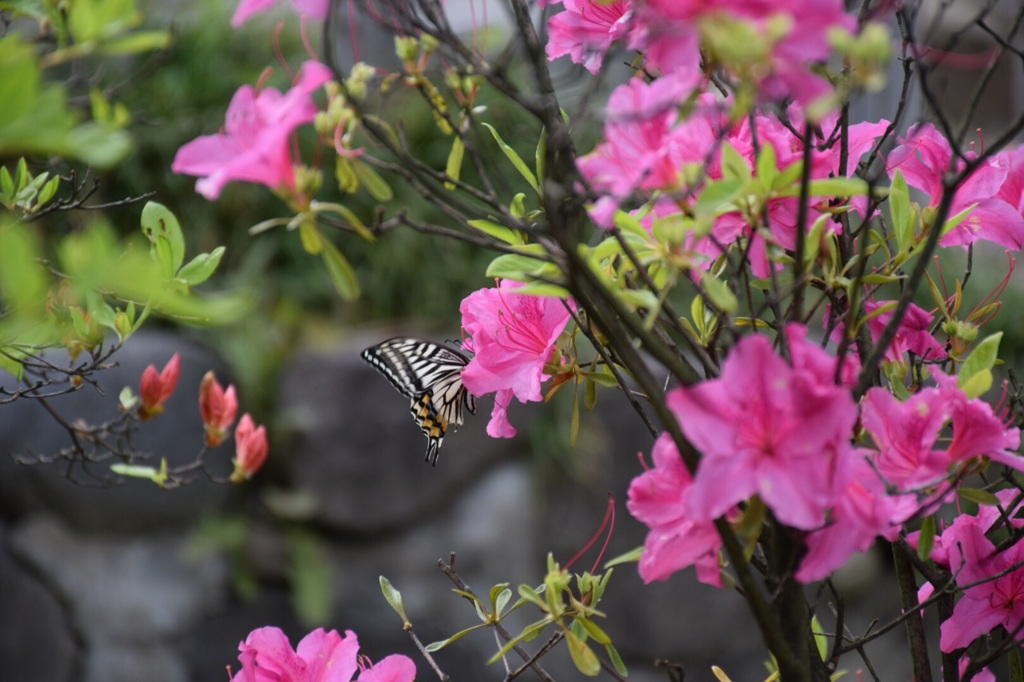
361, 337, 477, 465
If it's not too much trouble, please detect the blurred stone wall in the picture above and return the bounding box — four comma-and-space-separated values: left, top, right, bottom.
0, 330, 912, 682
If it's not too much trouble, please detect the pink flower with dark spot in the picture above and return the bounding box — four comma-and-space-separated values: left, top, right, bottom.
173, 61, 332, 201
460, 281, 571, 438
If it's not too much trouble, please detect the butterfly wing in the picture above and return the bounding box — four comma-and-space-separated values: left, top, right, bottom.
362, 337, 476, 464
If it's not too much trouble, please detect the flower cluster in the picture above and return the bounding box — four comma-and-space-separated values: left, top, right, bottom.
135, 357, 269, 482
546, 0, 854, 106
628, 324, 1023, 586
230, 626, 415, 682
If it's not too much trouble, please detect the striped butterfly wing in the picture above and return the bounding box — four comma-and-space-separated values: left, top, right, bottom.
361, 338, 477, 465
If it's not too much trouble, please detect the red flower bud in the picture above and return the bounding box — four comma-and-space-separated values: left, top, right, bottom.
138, 353, 181, 421
230, 413, 268, 482
199, 370, 238, 447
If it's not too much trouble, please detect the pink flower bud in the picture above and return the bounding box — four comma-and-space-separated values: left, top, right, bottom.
138, 353, 181, 421
199, 370, 238, 447
230, 414, 268, 483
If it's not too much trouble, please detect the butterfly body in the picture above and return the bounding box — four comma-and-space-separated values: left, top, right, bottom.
361, 337, 476, 465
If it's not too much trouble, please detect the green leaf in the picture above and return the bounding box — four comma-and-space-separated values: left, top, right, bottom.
177, 247, 225, 287
755, 142, 778, 185
958, 487, 1000, 507
565, 628, 601, 676
613, 208, 650, 238
719, 141, 751, 181
803, 177, 870, 198
603, 546, 643, 568
312, 201, 375, 243
517, 584, 546, 608
486, 618, 551, 664
468, 218, 519, 245
889, 170, 912, 252
606, 643, 628, 677
110, 463, 159, 479
535, 127, 547, 190
321, 240, 361, 301
694, 178, 745, 218
509, 193, 526, 219
351, 158, 394, 201
298, 220, 323, 254
811, 614, 828, 661
424, 623, 487, 652
335, 156, 358, 193
482, 122, 538, 192
495, 587, 512, 616
97, 29, 171, 56
513, 280, 570, 298
0, 222, 47, 309
485, 245, 552, 280
958, 332, 1001, 398
576, 617, 611, 645
141, 202, 185, 276
917, 515, 936, 561
584, 375, 597, 410
444, 135, 464, 190
379, 576, 410, 626
700, 272, 738, 314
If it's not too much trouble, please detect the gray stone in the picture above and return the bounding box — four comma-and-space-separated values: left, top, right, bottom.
84, 644, 189, 682
276, 330, 517, 533
0, 330, 235, 532
321, 462, 540, 680
0, 522, 78, 682
9, 516, 228, 662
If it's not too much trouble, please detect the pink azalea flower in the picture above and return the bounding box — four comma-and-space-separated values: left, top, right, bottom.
173, 61, 333, 201
939, 519, 1024, 652
862, 372, 1023, 487
633, 0, 853, 106
546, 0, 633, 74
578, 85, 720, 226
863, 300, 945, 363
860, 387, 949, 487
230, 626, 415, 682
887, 122, 1024, 250
995, 145, 1024, 214
796, 452, 917, 582
231, 0, 329, 27
460, 281, 571, 438
933, 370, 1023, 471
626, 434, 727, 586
677, 325, 858, 530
